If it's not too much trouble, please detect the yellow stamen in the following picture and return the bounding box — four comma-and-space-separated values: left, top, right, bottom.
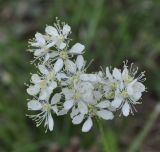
121, 90, 128, 98
43, 103, 51, 111
59, 51, 68, 59
39, 80, 47, 89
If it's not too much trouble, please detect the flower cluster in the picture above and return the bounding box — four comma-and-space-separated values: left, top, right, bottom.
26, 19, 146, 132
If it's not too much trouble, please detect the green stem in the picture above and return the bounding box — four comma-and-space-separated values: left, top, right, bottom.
128, 103, 160, 152
96, 118, 110, 152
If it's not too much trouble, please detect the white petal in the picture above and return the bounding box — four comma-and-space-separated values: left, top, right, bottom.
122, 67, 129, 80
27, 85, 40, 96
51, 93, 61, 104
39, 90, 48, 100
48, 81, 57, 91
45, 26, 58, 36
113, 68, 122, 81
64, 100, 74, 110
82, 92, 94, 103
35, 32, 45, 45
54, 58, 64, 73
47, 41, 56, 48
77, 82, 94, 103
34, 49, 43, 56
94, 91, 103, 101
127, 85, 134, 96
132, 92, 142, 101
78, 82, 94, 92
43, 53, 50, 63
76, 55, 85, 70
70, 107, 79, 119
65, 59, 76, 74
96, 100, 110, 108
106, 67, 113, 79
72, 114, 84, 125
82, 117, 93, 132
80, 74, 101, 82
56, 73, 68, 81
31, 74, 41, 84
59, 42, 66, 50
52, 105, 58, 114
38, 65, 49, 75
111, 97, 122, 108
122, 102, 130, 117
78, 101, 88, 114
57, 109, 68, 116
48, 113, 54, 131
69, 43, 85, 54
62, 24, 71, 36
97, 110, 114, 120
62, 88, 74, 100
49, 52, 59, 58
128, 79, 137, 86
27, 100, 42, 110
133, 82, 145, 92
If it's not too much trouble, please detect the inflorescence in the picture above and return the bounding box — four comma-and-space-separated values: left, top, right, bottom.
26, 19, 146, 133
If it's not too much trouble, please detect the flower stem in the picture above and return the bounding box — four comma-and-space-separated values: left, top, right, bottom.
96, 118, 110, 152
128, 103, 160, 152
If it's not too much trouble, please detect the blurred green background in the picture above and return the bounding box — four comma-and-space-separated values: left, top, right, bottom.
0, 0, 160, 152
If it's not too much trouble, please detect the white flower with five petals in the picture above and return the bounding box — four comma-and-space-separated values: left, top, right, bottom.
29, 32, 54, 60
27, 93, 61, 132
111, 65, 146, 116
45, 24, 71, 50
26, 64, 63, 100
62, 81, 94, 115
71, 92, 114, 132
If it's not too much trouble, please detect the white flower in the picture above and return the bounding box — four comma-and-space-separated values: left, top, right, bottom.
38, 43, 85, 72
29, 32, 54, 61
55, 43, 85, 70
62, 81, 94, 114
63, 55, 86, 87
45, 23, 71, 50
95, 67, 118, 102
27, 93, 61, 132
29, 19, 85, 67
71, 90, 114, 133
26, 74, 57, 100
111, 64, 146, 116
95, 100, 114, 121
27, 64, 61, 100
71, 96, 114, 132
